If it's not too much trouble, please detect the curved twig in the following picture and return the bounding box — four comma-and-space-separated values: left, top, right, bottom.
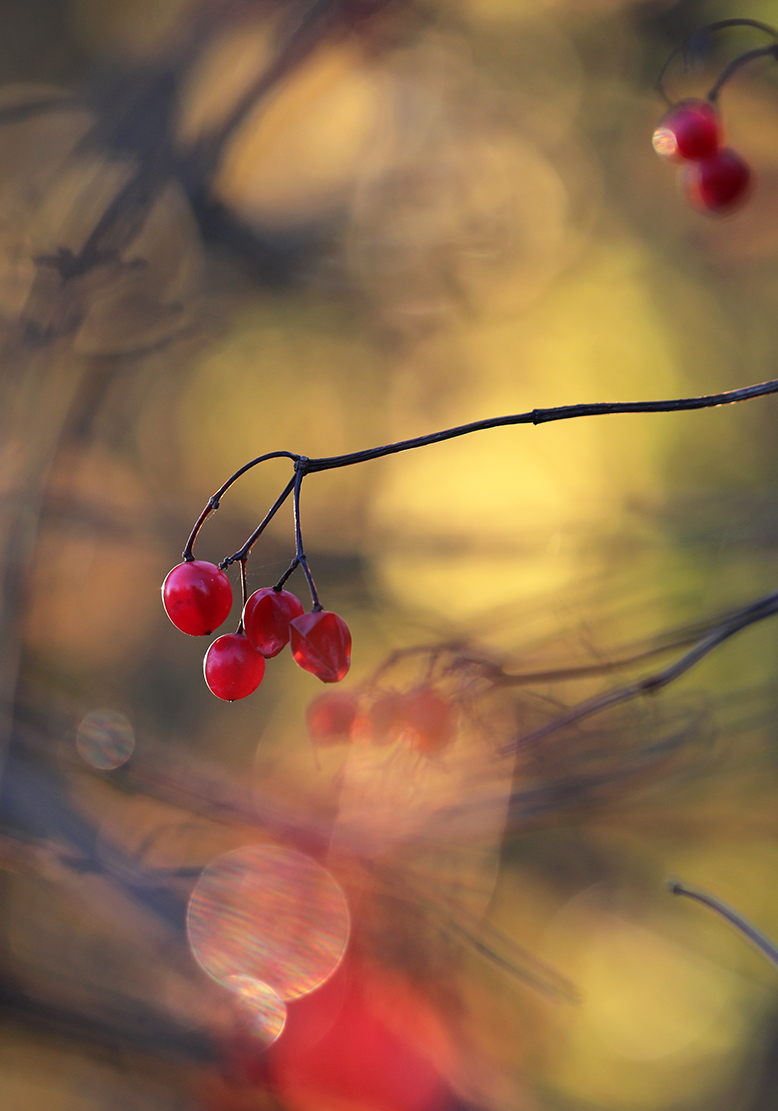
670, 879, 778, 971
655, 18, 778, 105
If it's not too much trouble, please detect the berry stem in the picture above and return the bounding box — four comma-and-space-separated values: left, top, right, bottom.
239, 557, 248, 610
221, 474, 298, 569
182, 453, 299, 561
669, 879, 778, 972
274, 557, 300, 591
292, 460, 321, 611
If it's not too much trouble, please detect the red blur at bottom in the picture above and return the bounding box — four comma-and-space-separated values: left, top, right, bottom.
206, 955, 456, 1111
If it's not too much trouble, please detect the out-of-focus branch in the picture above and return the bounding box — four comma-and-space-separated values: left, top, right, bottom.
500, 589, 778, 754
669, 879, 778, 972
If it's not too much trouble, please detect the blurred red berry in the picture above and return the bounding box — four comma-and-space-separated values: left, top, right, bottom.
352, 691, 405, 746
352, 688, 455, 754
243, 587, 304, 657
306, 691, 359, 744
652, 98, 719, 161
204, 633, 266, 700
269, 957, 453, 1111
684, 148, 751, 212
162, 560, 233, 636
204, 959, 454, 1111
290, 611, 351, 683
394, 687, 456, 756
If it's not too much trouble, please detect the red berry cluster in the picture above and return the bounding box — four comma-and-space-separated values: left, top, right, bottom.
306, 683, 456, 757
162, 561, 351, 700
652, 98, 751, 213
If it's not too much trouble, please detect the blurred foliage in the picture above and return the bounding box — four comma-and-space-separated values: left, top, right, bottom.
4, 1, 778, 1109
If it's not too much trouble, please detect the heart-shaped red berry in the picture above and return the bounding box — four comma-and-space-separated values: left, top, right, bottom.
290, 611, 351, 683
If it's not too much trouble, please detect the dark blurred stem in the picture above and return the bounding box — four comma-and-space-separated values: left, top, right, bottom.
184, 0, 344, 184
655, 18, 778, 105
500, 587, 778, 754
0, 343, 90, 790
669, 879, 778, 971
707, 45, 778, 102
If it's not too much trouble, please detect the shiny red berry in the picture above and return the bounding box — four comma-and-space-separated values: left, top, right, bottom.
306, 691, 359, 745
289, 610, 351, 683
684, 148, 751, 213
243, 587, 305, 657
652, 99, 719, 161
203, 633, 266, 701
162, 560, 233, 636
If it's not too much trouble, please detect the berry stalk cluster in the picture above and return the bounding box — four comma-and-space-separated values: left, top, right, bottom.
652, 98, 750, 212
652, 19, 778, 213
163, 563, 351, 700
163, 459, 350, 701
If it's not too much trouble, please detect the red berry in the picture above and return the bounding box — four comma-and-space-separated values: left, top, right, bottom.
353, 691, 405, 746
684, 148, 751, 213
289, 611, 351, 683
269, 957, 451, 1111
306, 691, 359, 745
653, 99, 719, 161
394, 687, 456, 756
162, 560, 233, 636
204, 633, 266, 701
356, 687, 455, 754
243, 588, 304, 657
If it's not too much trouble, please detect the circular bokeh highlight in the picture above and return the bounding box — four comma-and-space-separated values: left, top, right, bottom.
187, 843, 350, 1000
76, 708, 135, 770
223, 974, 287, 1044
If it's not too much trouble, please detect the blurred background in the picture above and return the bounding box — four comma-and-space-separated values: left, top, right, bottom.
5, 0, 778, 1107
